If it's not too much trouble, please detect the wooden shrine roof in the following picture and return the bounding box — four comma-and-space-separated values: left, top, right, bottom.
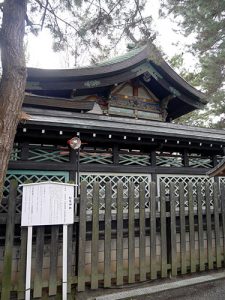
207, 157, 225, 176
24, 107, 225, 144
26, 45, 206, 120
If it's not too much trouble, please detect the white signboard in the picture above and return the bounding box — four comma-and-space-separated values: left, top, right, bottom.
21, 182, 74, 226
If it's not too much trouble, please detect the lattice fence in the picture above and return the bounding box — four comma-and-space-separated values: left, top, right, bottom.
3, 170, 69, 198
157, 174, 214, 208
80, 173, 151, 212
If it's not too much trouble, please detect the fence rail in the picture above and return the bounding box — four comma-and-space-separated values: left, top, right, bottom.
1, 179, 225, 298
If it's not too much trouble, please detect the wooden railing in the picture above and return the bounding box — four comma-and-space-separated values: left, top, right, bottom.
1, 180, 225, 298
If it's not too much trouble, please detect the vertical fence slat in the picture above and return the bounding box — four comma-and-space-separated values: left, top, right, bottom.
170, 182, 177, 276
116, 181, 123, 286
91, 182, 99, 290
49, 226, 59, 296
104, 182, 112, 288
221, 184, 225, 263
128, 182, 135, 283
197, 183, 205, 271
139, 182, 146, 281
18, 227, 28, 299
160, 183, 167, 278
179, 182, 186, 275
67, 224, 73, 294
150, 182, 157, 280
1, 180, 17, 300
33, 226, 45, 298
77, 181, 87, 292
205, 182, 213, 270
213, 182, 221, 268
188, 183, 195, 273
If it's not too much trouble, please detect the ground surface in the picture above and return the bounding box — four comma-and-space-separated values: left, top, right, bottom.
126, 279, 225, 300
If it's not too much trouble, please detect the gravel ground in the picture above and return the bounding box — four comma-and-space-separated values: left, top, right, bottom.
126, 279, 225, 300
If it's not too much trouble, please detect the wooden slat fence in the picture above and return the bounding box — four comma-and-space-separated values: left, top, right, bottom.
1, 179, 225, 298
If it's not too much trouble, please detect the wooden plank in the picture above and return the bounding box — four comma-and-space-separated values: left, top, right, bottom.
1, 180, 17, 300
170, 182, 177, 276
150, 182, 157, 280
91, 182, 99, 290
67, 224, 73, 294
128, 182, 135, 283
179, 182, 186, 275
188, 183, 195, 273
139, 182, 146, 281
197, 183, 205, 271
77, 181, 87, 292
49, 226, 59, 296
33, 226, 45, 298
160, 182, 167, 278
205, 182, 213, 270
104, 182, 112, 288
213, 182, 221, 268
116, 181, 124, 286
18, 227, 28, 299
221, 184, 225, 263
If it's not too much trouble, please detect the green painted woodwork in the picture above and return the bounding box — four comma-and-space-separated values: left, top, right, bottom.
189, 157, 212, 168
80, 152, 113, 164
10, 145, 21, 161
119, 154, 150, 166
4, 170, 69, 198
156, 155, 183, 167
29, 148, 69, 162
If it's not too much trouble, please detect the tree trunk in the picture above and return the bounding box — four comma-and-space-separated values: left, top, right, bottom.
0, 0, 27, 202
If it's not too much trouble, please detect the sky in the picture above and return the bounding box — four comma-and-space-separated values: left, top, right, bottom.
26, 1, 193, 69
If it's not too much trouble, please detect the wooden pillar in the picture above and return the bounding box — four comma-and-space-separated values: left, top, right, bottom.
113, 144, 119, 165
182, 149, 189, 167
69, 149, 77, 181
20, 142, 29, 160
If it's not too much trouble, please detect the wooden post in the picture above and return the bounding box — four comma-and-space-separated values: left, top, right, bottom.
139, 182, 146, 281
150, 182, 157, 279
1, 180, 17, 300
128, 182, 135, 283
160, 182, 167, 278
170, 182, 177, 276
179, 182, 186, 275
49, 226, 59, 296
33, 227, 45, 298
104, 182, 112, 288
116, 181, 123, 286
77, 181, 87, 292
188, 183, 195, 273
197, 183, 205, 271
91, 182, 99, 289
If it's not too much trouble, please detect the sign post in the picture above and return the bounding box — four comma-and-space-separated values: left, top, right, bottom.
21, 182, 75, 300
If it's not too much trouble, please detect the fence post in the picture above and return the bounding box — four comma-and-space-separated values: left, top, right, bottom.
188, 182, 195, 273
1, 179, 18, 300
160, 182, 167, 278
116, 181, 123, 286
213, 182, 221, 268
179, 182, 186, 275
150, 182, 157, 280
197, 183, 204, 272
170, 182, 177, 277
91, 182, 100, 289
139, 182, 146, 281
104, 182, 112, 288
77, 181, 87, 292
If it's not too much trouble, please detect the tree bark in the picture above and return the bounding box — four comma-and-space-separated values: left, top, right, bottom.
0, 0, 27, 202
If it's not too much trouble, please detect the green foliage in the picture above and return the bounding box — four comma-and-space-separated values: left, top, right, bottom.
161, 0, 225, 128
25, 0, 156, 66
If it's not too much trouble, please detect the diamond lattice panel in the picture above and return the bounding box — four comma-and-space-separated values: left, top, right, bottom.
80, 172, 151, 212
157, 174, 214, 208
4, 170, 69, 198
